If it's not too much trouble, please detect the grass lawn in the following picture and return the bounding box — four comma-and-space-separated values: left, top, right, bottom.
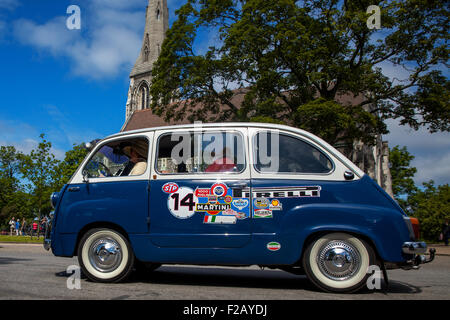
0, 235, 44, 244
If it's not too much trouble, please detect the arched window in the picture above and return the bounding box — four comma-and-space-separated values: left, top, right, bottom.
138, 83, 149, 110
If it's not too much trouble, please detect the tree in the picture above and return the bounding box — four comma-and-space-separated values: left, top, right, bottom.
389, 145, 417, 209
0, 146, 22, 207
150, 0, 449, 148
0, 146, 29, 225
54, 143, 88, 190
20, 134, 60, 227
408, 182, 450, 241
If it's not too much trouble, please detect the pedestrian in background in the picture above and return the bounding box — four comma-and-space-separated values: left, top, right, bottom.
20, 220, 26, 236
9, 217, 15, 236
441, 219, 450, 246
31, 220, 38, 239
15, 219, 20, 236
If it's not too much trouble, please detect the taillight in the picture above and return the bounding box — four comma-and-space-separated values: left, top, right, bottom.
410, 217, 420, 240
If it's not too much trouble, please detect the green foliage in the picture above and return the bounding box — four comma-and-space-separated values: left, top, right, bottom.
389, 145, 417, 208
150, 0, 449, 145
408, 182, 450, 241
389, 145, 449, 241
54, 143, 88, 190
0, 136, 87, 228
19, 134, 59, 218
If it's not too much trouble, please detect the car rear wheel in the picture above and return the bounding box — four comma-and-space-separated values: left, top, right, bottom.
303, 232, 375, 293
78, 228, 134, 283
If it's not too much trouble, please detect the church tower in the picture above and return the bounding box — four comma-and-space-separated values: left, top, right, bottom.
125, 0, 169, 120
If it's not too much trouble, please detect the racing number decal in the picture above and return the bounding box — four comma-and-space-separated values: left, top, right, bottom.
168, 187, 197, 219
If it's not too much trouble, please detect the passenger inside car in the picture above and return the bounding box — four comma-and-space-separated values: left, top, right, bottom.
205, 147, 236, 173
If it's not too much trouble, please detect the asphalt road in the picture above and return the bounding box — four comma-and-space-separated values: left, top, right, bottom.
0, 243, 449, 300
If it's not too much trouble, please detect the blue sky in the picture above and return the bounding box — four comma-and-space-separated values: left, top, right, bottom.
0, 0, 448, 185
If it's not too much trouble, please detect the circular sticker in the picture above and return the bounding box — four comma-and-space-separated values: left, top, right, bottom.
167, 187, 197, 219
211, 183, 227, 197
267, 242, 281, 251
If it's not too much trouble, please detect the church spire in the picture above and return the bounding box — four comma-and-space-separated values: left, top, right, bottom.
130, 0, 168, 77
125, 0, 169, 121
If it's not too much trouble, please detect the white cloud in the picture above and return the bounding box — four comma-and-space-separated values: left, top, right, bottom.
12, 0, 146, 80
385, 119, 450, 186
11, 0, 191, 80
0, 0, 20, 11
0, 119, 66, 160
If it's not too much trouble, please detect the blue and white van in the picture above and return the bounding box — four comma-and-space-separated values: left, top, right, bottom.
45, 123, 434, 293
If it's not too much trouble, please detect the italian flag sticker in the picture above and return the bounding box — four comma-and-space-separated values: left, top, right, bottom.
267, 242, 281, 251
203, 215, 236, 224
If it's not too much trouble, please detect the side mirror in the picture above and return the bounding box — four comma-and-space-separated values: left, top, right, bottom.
344, 170, 355, 181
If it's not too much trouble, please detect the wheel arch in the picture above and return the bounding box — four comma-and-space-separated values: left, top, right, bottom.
73, 221, 130, 256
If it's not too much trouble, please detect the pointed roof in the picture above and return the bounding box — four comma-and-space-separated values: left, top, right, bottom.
130, 0, 169, 77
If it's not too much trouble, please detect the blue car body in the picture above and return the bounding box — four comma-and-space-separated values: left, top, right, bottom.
47, 123, 422, 271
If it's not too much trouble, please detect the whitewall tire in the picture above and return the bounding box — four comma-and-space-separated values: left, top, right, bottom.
78, 228, 135, 283
303, 233, 376, 293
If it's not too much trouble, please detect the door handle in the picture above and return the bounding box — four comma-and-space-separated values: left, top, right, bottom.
68, 187, 80, 192
229, 182, 248, 189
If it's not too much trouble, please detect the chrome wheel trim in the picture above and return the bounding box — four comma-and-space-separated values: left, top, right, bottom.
88, 237, 123, 273
81, 230, 130, 280
307, 233, 370, 290
317, 240, 361, 281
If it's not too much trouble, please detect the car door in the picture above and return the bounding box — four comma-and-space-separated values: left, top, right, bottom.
58, 134, 152, 235
149, 127, 252, 248
248, 128, 345, 255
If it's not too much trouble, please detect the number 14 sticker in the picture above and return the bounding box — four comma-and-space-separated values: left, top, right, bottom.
167, 187, 198, 219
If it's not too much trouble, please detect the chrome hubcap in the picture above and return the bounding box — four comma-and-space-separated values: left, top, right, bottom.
317, 240, 361, 281
88, 238, 122, 273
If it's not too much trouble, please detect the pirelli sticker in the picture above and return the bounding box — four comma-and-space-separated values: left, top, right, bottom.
237, 186, 321, 198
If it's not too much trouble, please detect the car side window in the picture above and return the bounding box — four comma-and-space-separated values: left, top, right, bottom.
156, 131, 246, 174
83, 137, 149, 178
254, 131, 333, 174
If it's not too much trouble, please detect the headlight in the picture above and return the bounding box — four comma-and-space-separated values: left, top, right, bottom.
50, 192, 59, 209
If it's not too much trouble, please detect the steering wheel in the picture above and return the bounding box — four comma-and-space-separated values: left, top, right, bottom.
97, 162, 113, 177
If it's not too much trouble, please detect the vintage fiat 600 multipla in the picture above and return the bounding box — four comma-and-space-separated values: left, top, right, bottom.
45, 123, 434, 293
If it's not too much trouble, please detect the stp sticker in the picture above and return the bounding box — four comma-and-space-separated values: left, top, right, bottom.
162, 182, 179, 194
267, 242, 281, 251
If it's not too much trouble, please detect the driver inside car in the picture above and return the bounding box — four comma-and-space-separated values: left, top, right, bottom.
121, 145, 147, 176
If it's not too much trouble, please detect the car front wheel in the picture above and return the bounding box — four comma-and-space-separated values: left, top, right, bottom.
78, 228, 135, 283
303, 232, 376, 293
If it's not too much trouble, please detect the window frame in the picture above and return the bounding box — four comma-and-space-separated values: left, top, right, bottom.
251, 130, 336, 177
73, 134, 152, 184
153, 129, 248, 177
